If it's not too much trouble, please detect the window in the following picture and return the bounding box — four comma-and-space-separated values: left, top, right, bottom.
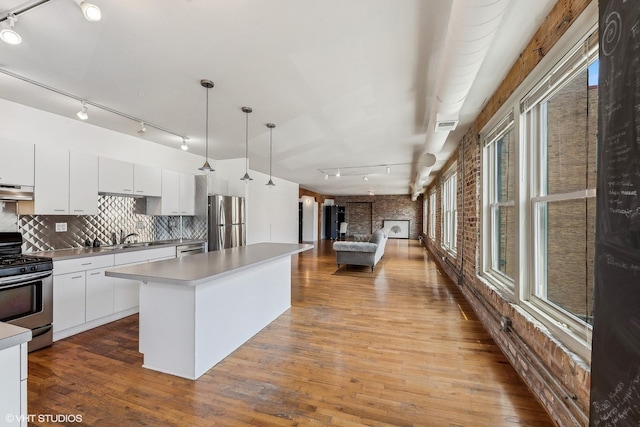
483, 112, 516, 290
523, 29, 598, 332
442, 167, 457, 254
479, 19, 598, 360
428, 191, 436, 240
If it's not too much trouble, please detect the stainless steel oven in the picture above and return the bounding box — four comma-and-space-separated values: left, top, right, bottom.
0, 232, 53, 351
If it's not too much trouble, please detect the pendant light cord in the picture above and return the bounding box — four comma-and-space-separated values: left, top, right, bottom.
205, 88, 209, 160
269, 127, 273, 178
245, 111, 249, 172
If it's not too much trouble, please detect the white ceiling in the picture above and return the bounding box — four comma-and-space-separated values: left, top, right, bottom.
0, 0, 555, 196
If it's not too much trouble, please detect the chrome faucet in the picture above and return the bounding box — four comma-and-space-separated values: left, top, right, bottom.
120, 229, 139, 244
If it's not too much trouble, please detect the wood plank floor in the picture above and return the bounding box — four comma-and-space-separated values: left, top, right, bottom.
27, 239, 554, 426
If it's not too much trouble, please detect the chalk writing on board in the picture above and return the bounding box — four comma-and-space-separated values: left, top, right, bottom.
602, 11, 622, 56
604, 253, 640, 275
592, 368, 640, 426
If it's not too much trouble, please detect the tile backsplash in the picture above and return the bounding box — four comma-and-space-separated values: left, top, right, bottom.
0, 195, 206, 253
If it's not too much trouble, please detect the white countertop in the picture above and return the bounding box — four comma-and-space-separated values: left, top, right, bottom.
0, 322, 31, 351
105, 242, 313, 286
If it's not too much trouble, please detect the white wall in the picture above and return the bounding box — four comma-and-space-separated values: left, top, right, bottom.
300, 196, 318, 242
0, 99, 203, 173
0, 98, 299, 244
246, 170, 299, 244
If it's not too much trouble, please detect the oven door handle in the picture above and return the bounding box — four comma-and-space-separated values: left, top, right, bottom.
0, 271, 52, 287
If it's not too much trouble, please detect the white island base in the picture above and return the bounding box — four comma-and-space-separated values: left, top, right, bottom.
140, 256, 291, 380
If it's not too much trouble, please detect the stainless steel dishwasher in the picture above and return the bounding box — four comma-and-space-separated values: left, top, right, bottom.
176, 242, 205, 257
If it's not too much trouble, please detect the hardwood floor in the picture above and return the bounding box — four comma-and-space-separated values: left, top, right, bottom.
27, 240, 554, 426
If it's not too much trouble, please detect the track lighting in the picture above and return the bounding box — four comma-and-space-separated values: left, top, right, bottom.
74, 0, 101, 22
324, 173, 329, 180
181, 137, 188, 151
240, 107, 253, 182
137, 122, 147, 136
386, 166, 391, 174
363, 175, 368, 181
336, 169, 341, 177
0, 14, 22, 45
198, 79, 215, 172
77, 100, 88, 120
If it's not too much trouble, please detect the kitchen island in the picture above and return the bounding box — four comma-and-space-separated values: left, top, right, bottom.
105, 242, 312, 380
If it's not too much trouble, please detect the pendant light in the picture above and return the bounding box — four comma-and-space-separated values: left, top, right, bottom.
240, 106, 253, 182
266, 123, 276, 187
198, 79, 214, 172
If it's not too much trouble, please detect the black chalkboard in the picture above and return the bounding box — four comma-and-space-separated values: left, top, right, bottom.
590, 1, 640, 426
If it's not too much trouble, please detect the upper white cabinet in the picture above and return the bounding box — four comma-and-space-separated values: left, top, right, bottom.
99, 158, 161, 197
179, 172, 195, 216
34, 148, 98, 215
147, 170, 195, 216
0, 140, 34, 186
34, 146, 69, 215
98, 158, 134, 195
133, 164, 161, 197
69, 152, 98, 215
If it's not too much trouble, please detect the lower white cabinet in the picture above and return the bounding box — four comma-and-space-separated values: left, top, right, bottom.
85, 267, 114, 322
0, 342, 28, 427
113, 263, 141, 313
52, 247, 176, 340
53, 272, 86, 331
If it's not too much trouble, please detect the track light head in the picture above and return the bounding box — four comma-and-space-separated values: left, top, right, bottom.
77, 100, 88, 120
181, 137, 188, 151
137, 122, 146, 136
75, 0, 102, 21
363, 175, 368, 181
0, 14, 22, 46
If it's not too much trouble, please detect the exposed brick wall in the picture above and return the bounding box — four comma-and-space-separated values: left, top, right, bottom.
424, 0, 594, 425
334, 194, 423, 240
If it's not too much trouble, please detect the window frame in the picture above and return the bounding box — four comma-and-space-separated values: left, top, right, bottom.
482, 111, 517, 294
428, 191, 436, 241
441, 165, 457, 255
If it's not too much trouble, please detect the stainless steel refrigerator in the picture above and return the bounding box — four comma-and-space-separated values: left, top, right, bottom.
208, 195, 246, 251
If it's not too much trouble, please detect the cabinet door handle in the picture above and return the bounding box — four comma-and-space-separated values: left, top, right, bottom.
81, 262, 92, 266
73, 210, 84, 212
123, 188, 132, 192
71, 275, 83, 280
90, 272, 101, 276
54, 209, 66, 212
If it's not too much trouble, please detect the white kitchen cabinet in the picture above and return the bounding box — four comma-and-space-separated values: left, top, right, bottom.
53, 272, 86, 331
34, 145, 69, 215
69, 152, 98, 215
0, 140, 34, 186
112, 265, 141, 313
53, 254, 115, 340
98, 157, 134, 195
133, 164, 162, 197
113, 246, 176, 312
0, 343, 28, 427
147, 170, 195, 216
85, 267, 114, 322
179, 172, 195, 215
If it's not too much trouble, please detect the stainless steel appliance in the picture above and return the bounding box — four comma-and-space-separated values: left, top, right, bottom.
176, 242, 205, 257
0, 232, 53, 351
208, 195, 246, 251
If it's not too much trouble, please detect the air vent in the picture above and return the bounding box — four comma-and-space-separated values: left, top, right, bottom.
435, 120, 458, 132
